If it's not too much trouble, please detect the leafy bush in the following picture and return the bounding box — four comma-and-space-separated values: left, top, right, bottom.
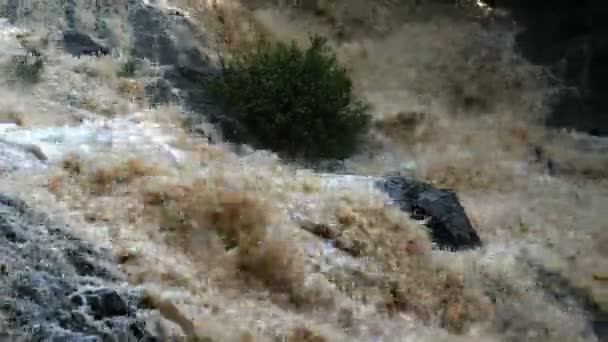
117, 53, 138, 78
117, 58, 137, 78
7, 56, 44, 84
209, 34, 371, 161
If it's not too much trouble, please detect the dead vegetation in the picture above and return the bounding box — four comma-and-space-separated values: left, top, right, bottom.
174, 0, 270, 53
0, 0, 604, 340
316, 195, 495, 333
146, 180, 306, 297
39, 148, 506, 338
55, 153, 160, 195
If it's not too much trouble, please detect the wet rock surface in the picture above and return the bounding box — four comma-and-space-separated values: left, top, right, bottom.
62, 30, 110, 57
376, 176, 482, 251
128, 2, 222, 121
0, 193, 153, 340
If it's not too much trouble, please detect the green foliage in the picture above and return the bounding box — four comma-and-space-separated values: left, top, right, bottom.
209, 34, 372, 161
117, 55, 138, 78
118, 59, 137, 78
8, 56, 44, 84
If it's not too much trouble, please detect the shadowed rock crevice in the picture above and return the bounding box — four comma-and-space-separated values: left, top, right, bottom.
62, 30, 110, 57
495, 0, 608, 136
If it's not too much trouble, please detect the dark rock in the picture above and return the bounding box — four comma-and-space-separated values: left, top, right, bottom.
64, 0, 78, 30
128, 3, 223, 120
495, 0, 608, 136
144, 78, 179, 107
0, 192, 27, 213
80, 289, 129, 319
376, 176, 482, 251
0, 193, 151, 340
12, 271, 75, 307
64, 247, 116, 279
126, 319, 147, 340
130, 6, 179, 66
62, 31, 110, 57
0, 214, 27, 243
70, 294, 85, 306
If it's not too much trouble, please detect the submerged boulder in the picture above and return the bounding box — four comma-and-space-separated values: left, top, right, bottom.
376, 176, 482, 251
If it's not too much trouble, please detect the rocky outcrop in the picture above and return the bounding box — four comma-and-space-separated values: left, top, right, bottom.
494, 0, 608, 136
0, 193, 154, 340
376, 176, 482, 251
62, 31, 110, 57
127, 2, 222, 120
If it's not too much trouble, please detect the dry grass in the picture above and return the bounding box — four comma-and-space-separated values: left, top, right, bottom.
57, 153, 160, 195
72, 56, 120, 82
370, 109, 544, 192
317, 193, 495, 333
540, 132, 608, 181
286, 326, 328, 342
52, 53, 145, 116
143, 176, 327, 309
174, 0, 270, 53
117, 78, 145, 104
49, 150, 326, 309
9, 127, 600, 341
1, 1, 604, 340
40, 148, 502, 338
0, 85, 83, 127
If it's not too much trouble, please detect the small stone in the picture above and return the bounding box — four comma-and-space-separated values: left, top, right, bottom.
83, 289, 129, 319
70, 294, 85, 306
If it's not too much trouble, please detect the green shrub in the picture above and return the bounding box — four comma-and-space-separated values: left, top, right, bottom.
117, 56, 138, 78
209, 34, 372, 161
7, 56, 44, 84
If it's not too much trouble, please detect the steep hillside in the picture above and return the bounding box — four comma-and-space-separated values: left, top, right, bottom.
0, 0, 606, 341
